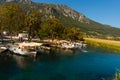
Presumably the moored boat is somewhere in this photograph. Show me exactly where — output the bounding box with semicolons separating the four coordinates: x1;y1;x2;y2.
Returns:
7;42;43;56
61;41;86;49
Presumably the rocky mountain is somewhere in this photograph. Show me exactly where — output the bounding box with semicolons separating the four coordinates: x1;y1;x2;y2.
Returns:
0;0;90;24
0;0;120;39
0;0;31;4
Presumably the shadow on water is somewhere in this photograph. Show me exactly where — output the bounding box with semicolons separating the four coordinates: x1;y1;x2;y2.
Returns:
35;48;81;62
0;52;18;80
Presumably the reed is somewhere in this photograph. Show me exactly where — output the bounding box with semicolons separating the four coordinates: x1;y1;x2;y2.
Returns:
112;70;120;80
85;38;120;52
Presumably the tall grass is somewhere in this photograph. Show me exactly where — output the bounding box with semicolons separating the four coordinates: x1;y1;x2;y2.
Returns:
85;38;120;52
113;70;120;80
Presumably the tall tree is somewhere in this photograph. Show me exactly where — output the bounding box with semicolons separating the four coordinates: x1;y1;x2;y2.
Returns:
63;27;83;41
45;18;64;39
0;3;25;40
25;10;41;41
0;19;3;42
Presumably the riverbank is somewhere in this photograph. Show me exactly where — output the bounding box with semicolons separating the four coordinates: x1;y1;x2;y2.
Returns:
85;38;120;52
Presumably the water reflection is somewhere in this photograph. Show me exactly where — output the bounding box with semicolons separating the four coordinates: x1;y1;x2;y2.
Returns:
0;51;34;69
0;48;87;80
0;53;14;69
0;48;79;68
35;48;82;62
12;55;29;69
49;48;81;55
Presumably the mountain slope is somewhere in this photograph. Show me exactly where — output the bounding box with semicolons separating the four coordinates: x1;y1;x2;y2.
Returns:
0;0;31;4
0;0;120;39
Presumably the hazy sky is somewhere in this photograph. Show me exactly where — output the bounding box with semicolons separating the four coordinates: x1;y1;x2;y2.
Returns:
32;0;120;28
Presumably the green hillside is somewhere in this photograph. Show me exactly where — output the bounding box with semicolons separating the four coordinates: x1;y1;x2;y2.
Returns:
0;0;120;39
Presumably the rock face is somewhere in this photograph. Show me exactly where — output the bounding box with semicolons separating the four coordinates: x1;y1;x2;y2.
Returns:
0;0;89;23
5;0;15;2
4;0;31;4
59;5;90;23
59;5;89;23
0;0;89;24
18;0;31;4
36;4;90;24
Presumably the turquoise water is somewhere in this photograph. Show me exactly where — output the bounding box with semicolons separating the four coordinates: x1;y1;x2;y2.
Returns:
0;47;120;80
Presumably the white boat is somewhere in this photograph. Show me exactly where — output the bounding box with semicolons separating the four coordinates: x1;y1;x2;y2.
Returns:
61;41;86;49
0;46;7;50
7;42;43;56
0;46;8;54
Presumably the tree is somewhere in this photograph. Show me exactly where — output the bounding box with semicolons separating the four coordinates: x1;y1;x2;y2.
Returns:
63;27;83;41
42;18;64;39
38;24;49;40
25;10;41;41
0;3;25;40
39;18;83;41
0;19;3;42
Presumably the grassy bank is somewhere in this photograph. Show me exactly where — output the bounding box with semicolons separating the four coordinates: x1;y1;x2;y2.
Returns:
85;38;120;52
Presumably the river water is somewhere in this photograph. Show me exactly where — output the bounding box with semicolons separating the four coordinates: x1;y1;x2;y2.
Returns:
0;46;120;80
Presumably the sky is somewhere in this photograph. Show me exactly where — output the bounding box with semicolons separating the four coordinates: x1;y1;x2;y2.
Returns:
32;0;120;28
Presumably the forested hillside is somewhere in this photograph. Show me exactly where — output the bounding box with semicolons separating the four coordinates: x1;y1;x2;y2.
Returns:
0;0;120;39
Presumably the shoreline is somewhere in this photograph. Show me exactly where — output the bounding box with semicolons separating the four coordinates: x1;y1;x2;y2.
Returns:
0;38;86;53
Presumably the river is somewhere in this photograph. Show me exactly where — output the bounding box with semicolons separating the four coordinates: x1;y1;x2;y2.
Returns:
0;46;120;80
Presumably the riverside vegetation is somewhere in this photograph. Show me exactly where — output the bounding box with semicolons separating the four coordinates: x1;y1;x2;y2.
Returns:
113;71;120;80
85;38;120;52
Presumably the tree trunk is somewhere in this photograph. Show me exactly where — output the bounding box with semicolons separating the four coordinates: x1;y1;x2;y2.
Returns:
10;32;12;41
0;33;3;42
28;26;32;42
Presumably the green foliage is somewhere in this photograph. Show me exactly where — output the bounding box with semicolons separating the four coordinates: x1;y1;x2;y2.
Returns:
0;3;84;41
39;18;65;40
63;27;84;41
38;25;49;39
112;70;120;80
39;18;84;41
0;3;25;40
0;3;25;32
24;10;41;41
